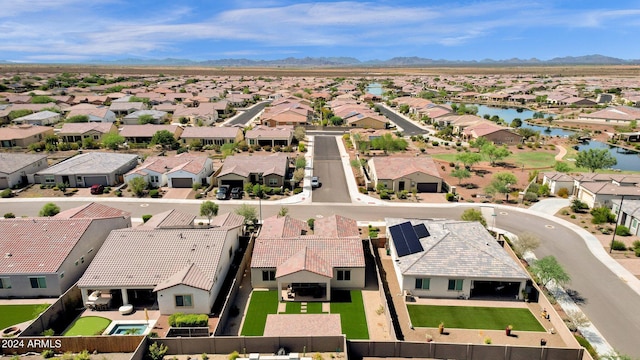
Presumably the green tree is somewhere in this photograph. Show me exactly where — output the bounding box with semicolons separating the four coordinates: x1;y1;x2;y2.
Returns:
329;116;344;126
511;118;523;128
460;208;487;227
370;134;408;153
199;200;219;225
295;156;306;169
575;149;617;172
151;130;179;150
82;137;99;149
530;256;570;288
450;168;471;185
590;206;615;224
137;114;155;124
517;128;539;141
455;152;482;170
128;177;147;197
66;115;89;123
147;342;168;360
235;204;258;224
102;132;125;150
294;126;306;142
293;168;305;184
554;161;571;172
481;144;511;166
486;172;518;200
39;202;60;217
398;104;410;114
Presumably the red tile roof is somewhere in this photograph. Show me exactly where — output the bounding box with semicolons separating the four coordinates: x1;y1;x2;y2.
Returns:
313;215;360;238
259;215;310;238
55;202;130;220
275;247;333;278
251;237;365;269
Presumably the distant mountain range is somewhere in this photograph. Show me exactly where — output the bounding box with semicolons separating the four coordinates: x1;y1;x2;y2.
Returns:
2;55;640;67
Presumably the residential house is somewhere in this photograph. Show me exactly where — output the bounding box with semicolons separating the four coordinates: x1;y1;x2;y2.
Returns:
124;153;214;188
122;110;169;125
368;156;443;193
77;211;242;315
261;102;312;127
216;153;290;190
34;152;139;187
0;203;131;298
245;126;295;147
173;103;219;125
58;122;118;143
541;172;576;195
612;199;640;236
578;106;640;125
461;122;524;145
0;124;54;149
576;181;640;208
109;102;146;116
386;218;529;300
65;104;116;123
119;124;183;144
11;111;61;126
0;153;48;189
251;215;365;301
181;126;243;146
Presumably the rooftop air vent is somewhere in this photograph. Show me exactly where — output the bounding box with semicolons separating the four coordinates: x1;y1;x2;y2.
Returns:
4;253;11;258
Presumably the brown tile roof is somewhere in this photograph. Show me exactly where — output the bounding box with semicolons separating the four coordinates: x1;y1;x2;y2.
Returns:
210;212;245;229
0;218;93;273
259;215;310;238
0;125;53;141
313;215;360;238
181;126;240;139
58;122;115;135
127;154;210;176
138;209;196;229
153;263;212;291
119;124;181;137
370;156;442;180
218;153;289;178
55;202;131;220
275;247;333;278
77;228;230;288
251;237;365;269
245;126;293;140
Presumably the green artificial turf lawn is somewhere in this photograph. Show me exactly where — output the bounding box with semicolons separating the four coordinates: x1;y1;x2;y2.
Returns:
283;301;325;314
330;290;369;339
240;290;279;336
0;304;49;329
407;305;545;332
63;316;111;336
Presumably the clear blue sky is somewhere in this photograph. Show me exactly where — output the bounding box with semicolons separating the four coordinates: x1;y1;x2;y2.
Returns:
2;0;640;63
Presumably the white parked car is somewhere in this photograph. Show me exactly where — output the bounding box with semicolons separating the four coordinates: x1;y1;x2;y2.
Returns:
311;176;320;188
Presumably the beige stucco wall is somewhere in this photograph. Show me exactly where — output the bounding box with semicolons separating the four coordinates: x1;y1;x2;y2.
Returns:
390;172;442;193
330;268;365;289
251;268;277;289
157;284;211;315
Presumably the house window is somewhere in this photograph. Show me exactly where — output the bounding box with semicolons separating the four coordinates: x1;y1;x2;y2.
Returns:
415;278;430;290
151;176;159;183
44;175;55;184
632;218;638;229
29;277;47;289
268;178;278;186
175;295;193;307
0;278;11;289
448;279;463;291
262;270;276;281
59;272;64;279
337;270;351;281
229;247;233;259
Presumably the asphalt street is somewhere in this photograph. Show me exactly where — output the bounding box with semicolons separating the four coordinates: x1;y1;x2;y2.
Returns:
375;104;428;136
311;136;351;203
225;101;269;126
4;199;640;356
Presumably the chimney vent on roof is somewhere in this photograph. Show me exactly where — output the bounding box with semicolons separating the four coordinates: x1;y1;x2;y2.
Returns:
4;253;11;258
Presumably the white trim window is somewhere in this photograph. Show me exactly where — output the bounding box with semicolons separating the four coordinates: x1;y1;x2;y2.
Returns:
447;279;463;291
337;270;351;281
29;277;47;289
415;278;430;290
0;278;11;289
175;294;193;307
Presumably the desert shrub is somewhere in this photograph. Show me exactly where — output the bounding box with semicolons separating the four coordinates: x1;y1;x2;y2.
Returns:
229;351;240;360
432;141;439;146
524;192;538;202
560;209;570;215
195;193;203;199
445;193;456;202
41;349;55;358
537;184;550;197
359;187;367;194
168;313;208;327
149;189;160;198
379;189;390;199
611;240;627;251
293;188;302;194
615;226;631;236
263;145;272;152
557;187;569;198
570;214;576;219
590;206;615;224
273;145;281;152
142;214;152;223
575;335;598;360
570;199;589;213
4;213;16;218
0;189;12;198
115;190;122;197
398;190;408;199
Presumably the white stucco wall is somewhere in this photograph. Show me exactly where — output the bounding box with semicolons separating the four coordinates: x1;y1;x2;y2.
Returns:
157;284;211;315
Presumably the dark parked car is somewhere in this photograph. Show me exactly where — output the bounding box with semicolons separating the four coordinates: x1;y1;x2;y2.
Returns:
216;185;230;200
230;187;243;199
90;184;104;195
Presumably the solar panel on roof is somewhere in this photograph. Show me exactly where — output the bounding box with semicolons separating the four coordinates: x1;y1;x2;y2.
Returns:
413;223;430;239
390;222;424;257
389;224;410;257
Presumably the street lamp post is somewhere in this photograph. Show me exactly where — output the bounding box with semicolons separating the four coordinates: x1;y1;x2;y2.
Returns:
610;195;625;253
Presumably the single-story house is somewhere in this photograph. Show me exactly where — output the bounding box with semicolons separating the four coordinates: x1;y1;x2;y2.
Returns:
11;111;61;126
386;218;529;300
119;124;183;144
0;153;48;189
576;182;640;208
77;212;242;315
122;110;169;125
109;102;146;116
0;124;54;149
462;122;524;145
612;199;640;236
541;172;576;195
261;103;312;127
578;106;640;125
251;214;365;301
173;103;219;126
216;153;290;189
58;122;118;143
345;113;389;129
34;152;139;187
65;105;116;123
368;156;443;193
245;126;294;147
181;126;243;146
0;203;131;298
124;154;214;188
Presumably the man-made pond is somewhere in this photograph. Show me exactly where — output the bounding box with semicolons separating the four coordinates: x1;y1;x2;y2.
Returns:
451;103;640;171
366;83;383;96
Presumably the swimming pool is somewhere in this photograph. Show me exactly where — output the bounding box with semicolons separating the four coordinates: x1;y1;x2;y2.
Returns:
104;320;155;335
